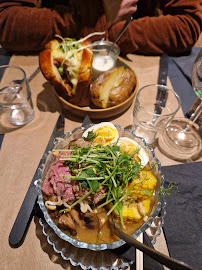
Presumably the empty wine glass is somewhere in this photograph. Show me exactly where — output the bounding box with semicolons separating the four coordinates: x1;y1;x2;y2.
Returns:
158;49;202;161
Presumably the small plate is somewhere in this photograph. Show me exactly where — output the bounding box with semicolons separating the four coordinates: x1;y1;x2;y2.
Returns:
55;60;138;119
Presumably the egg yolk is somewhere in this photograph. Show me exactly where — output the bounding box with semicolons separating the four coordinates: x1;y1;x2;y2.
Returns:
119;142;139;156
94;126;117;145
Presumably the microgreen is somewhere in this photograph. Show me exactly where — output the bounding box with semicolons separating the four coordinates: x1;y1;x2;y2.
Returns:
83;131;98;142
57;37;81;76
58;141;154;225
159;178;178;196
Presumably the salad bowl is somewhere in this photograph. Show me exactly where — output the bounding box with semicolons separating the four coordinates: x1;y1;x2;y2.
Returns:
36;124;165;251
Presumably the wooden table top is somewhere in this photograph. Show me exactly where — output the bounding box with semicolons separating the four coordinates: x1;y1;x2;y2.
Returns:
0;53;201;270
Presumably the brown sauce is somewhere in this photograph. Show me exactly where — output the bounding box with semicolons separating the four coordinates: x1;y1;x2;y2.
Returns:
48;206;146;244
76;208;145;244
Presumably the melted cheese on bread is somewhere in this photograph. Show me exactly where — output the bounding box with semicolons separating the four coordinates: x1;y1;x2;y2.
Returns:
52;42;83;95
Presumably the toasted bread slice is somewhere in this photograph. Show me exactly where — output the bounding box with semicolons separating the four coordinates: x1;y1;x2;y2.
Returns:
39;38;93;106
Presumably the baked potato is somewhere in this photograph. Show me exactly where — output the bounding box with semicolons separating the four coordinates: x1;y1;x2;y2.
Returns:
39;38;93;107
90;67;136;108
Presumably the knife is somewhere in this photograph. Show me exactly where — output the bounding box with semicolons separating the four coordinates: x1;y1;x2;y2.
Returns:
9;113;65;248
82;114;92;127
153;54;169;123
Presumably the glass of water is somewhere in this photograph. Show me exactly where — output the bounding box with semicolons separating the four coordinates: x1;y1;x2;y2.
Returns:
0;65;34;126
132;84;181;146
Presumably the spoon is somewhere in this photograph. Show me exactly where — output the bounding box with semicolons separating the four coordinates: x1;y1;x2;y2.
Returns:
111;217;196;270
107;15;134;54
113;15;134;45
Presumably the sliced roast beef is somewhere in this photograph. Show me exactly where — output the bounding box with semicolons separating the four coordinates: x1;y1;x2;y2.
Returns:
41;175;54;195
72;184;92;202
93;185;107;204
49;159;75;202
42;139;106;204
69;138;90;148
42;151;74;202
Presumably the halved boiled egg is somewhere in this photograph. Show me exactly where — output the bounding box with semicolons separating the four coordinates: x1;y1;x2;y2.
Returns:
82;122;119;145
117;137;149;168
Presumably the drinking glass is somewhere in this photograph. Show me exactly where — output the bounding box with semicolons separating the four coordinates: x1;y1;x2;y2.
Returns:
158;49;202;161
92;40;120;80
132;84;181;146
0;65;34;126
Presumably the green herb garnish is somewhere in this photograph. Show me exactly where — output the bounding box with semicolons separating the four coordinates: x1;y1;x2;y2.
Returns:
57;37;81;76
83;131;98;142
58;66;63;75
159;178;178;196
59;142;150;225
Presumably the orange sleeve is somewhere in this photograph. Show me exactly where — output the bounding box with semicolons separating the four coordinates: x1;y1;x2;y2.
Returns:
0;0;107;52
109;0;202;55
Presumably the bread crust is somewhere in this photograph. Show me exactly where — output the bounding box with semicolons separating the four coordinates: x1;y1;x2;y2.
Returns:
39;39;93;106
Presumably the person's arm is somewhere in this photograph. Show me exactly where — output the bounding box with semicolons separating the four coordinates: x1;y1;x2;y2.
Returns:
103;0;138;26
109;0;202;55
0;0;107;52
0;0;73;52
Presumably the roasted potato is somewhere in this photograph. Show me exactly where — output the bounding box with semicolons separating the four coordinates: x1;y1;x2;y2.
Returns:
90;67;136;108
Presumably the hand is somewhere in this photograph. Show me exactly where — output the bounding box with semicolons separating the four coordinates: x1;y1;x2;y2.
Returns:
103;0;138;26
